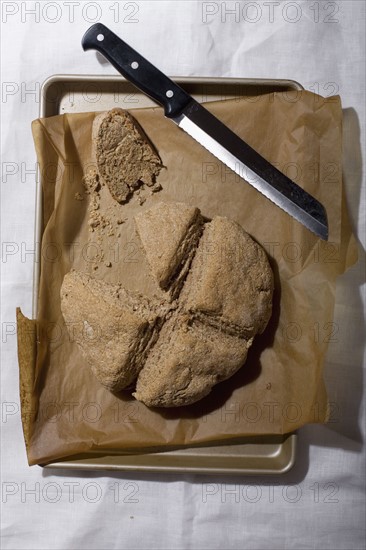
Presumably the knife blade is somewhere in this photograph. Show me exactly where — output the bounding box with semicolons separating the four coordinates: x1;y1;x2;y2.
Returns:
81;23;328;240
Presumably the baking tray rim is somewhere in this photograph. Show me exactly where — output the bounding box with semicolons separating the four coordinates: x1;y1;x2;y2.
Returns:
41;433;297;476
34;74;302;475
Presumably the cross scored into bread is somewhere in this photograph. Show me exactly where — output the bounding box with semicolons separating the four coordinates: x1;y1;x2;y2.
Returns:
61;202;274;407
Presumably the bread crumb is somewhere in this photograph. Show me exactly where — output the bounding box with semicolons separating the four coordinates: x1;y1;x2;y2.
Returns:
105;261;112;268
83;169;100;193
89;219;100;228
74;192;84;201
151;183;162;194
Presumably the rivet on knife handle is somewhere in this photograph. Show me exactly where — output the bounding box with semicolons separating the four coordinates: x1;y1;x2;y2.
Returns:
82;23;329;241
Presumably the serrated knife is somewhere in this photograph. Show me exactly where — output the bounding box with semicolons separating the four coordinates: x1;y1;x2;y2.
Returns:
81;23;328;240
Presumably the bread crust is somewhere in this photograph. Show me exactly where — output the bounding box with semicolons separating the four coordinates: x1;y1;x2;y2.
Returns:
135;201;204;297
60;270;170;392
133;315;250;407
180;216;274;336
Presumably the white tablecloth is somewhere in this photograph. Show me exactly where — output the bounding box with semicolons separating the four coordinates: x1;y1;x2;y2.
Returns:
1;2;365;549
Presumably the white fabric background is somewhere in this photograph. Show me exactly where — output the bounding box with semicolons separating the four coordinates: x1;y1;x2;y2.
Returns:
1;1;365;549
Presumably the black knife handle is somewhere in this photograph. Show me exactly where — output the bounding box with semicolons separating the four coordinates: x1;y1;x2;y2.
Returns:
82;23;192;118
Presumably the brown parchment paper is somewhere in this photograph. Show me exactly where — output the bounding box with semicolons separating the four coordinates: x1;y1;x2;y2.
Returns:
18;91;357;465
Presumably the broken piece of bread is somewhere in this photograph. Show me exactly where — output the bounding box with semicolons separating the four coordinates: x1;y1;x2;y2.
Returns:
94;108;162;203
61;202;274;407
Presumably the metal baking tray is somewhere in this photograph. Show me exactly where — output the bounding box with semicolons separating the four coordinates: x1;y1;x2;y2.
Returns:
37;75;301;475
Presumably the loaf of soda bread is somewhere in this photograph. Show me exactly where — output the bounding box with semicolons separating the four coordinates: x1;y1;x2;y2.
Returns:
61;202;274;407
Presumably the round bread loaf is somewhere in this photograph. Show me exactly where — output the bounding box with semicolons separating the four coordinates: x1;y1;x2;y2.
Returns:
61;202;274;407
